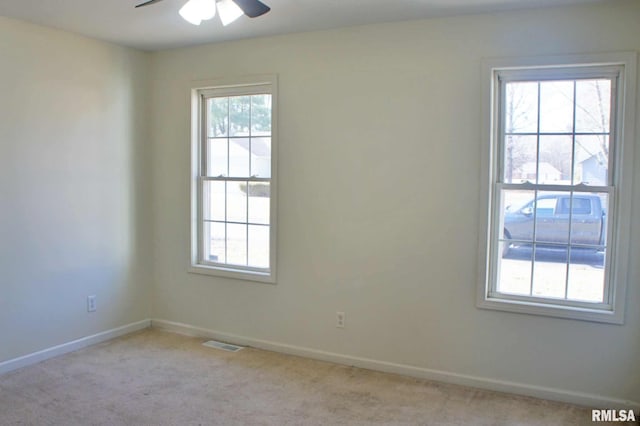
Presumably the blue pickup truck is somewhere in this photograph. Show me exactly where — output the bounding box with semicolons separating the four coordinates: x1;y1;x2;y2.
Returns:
503;193;606;256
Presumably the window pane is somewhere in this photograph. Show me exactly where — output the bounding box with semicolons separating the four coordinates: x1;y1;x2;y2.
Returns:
569;192;607;246
227;223;247;266
208;97;229;137
574;135;608;186
531;246;568;299
539;81;574;133
204;221;226;264
504;135;536;183
204;181;225;221
208;139;228;177
250;137;271;178
248;225;269;269
575;79;611;133
229;96;251;137
538;135;572;184
566;249;605;302
226;181;247;223
532;191;568;244
229;138;250;177
251;95;272;136
505;82;538;134
497;251;532;296
502;189;536;244
248;182;270;225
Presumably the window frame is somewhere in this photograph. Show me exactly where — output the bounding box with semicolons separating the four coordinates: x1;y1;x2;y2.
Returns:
189;75;278;284
477;53;637;324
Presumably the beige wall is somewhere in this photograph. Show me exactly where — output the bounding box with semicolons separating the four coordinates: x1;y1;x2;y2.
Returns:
149;0;640;404
0;18;152;361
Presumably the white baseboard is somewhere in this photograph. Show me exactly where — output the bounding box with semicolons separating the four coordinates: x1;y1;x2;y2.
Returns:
0;319;151;376
151;318;639;411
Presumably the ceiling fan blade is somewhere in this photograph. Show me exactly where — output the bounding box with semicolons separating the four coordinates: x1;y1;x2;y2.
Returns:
232;0;271;18
135;0;165;8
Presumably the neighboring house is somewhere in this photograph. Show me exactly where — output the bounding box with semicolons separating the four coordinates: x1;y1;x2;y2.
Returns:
514;162;561;183
227;137;271;180
577;153;608;185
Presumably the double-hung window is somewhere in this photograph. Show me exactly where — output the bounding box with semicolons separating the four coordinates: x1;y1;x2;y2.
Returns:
190;76;277;283
478;54;636;323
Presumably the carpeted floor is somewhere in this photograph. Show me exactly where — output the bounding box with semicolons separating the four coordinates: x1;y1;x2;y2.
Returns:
0;329;621;425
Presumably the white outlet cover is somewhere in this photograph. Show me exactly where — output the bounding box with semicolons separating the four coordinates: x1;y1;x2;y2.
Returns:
87;295;96;312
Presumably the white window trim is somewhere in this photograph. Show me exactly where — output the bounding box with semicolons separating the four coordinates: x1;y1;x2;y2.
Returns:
477;52;637;324
188;75;278;284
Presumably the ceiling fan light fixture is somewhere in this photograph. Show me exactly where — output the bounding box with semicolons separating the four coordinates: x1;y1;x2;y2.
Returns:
217;0;244;26
179;0;217;26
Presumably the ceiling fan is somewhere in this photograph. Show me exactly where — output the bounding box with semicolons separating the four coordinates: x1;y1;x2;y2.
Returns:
135;0;270;26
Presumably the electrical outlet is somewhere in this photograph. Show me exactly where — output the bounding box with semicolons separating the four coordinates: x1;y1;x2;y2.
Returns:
336;311;345;328
87;295;97;313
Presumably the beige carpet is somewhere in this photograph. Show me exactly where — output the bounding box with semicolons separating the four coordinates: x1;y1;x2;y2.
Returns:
0;329;620;425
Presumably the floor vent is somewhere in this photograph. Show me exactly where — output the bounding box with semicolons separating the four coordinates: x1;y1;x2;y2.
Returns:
202;340;244;352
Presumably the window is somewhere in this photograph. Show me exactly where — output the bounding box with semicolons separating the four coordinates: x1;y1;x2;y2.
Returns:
190;76;277;283
478;54;636;323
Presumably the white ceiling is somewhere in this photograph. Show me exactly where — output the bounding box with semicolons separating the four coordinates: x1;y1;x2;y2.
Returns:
0;0;603;51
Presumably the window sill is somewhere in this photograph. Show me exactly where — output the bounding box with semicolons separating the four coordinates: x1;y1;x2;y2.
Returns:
477;295;623;324
188;264;276;284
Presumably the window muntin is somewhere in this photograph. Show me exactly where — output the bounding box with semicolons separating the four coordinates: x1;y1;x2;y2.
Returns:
482;60;633;318
191;79;276;282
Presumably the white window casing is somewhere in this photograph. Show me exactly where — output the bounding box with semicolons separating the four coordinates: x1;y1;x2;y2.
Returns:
189;75;278;283
477;53;637;323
